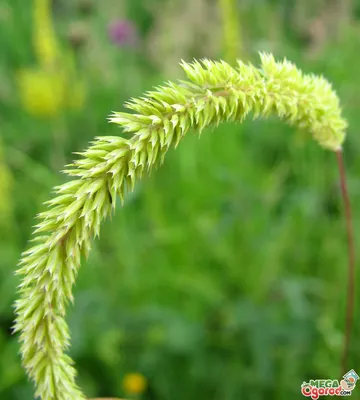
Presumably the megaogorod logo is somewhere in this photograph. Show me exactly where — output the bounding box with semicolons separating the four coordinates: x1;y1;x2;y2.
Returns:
301;370;359;399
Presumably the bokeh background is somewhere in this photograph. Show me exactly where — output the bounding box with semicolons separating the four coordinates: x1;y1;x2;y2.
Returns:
1;0;360;399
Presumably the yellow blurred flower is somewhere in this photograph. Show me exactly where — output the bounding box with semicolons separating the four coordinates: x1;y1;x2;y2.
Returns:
17;67;86;118
17;68;66;117
33;0;59;68
122;373;147;395
17;0;86;118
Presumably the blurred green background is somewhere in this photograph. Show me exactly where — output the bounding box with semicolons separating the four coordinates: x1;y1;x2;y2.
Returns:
1;0;360;399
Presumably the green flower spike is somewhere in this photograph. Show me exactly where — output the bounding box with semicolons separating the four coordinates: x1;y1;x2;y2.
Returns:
14;53;349;400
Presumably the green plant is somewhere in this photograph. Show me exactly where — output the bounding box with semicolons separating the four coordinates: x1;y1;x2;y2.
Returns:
14;53;352;400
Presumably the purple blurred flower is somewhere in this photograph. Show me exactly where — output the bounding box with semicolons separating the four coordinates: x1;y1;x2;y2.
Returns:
108;19;138;47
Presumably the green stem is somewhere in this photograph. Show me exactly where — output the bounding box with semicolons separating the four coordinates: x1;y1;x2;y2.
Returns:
336;150;355;375
219;0;242;64
52;117;67;172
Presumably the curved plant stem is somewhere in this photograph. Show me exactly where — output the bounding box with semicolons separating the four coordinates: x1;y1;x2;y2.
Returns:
14;54;348;400
336;150;355;374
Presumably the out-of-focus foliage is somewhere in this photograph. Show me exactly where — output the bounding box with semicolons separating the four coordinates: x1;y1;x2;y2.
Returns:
1;0;360;399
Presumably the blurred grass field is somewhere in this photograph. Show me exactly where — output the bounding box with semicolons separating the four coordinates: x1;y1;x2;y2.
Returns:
1;0;360;399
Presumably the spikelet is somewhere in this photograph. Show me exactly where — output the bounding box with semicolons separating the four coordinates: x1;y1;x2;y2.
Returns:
14;53;347;400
